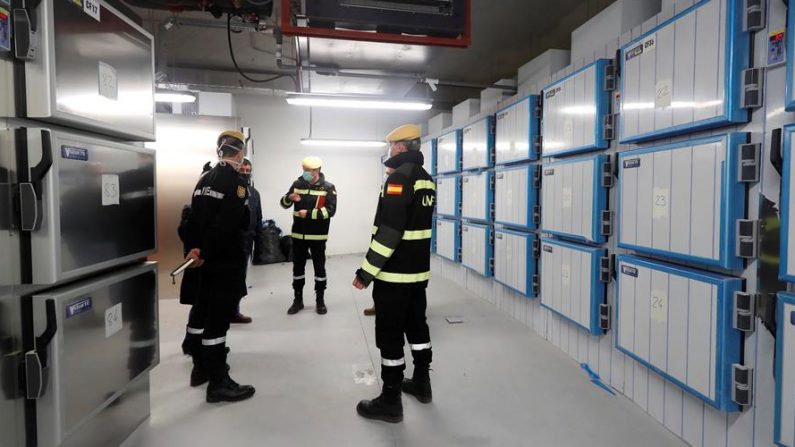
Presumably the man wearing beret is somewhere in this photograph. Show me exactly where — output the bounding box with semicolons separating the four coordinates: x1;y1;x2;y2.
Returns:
353;124;436;423
280;156;337;315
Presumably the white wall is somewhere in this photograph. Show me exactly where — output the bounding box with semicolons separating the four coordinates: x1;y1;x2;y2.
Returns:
570;0;661;64
235;94;432;256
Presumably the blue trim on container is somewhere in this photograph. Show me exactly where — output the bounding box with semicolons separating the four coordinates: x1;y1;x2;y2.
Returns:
437;129;463;174
618;0;749;144
539;238;606;336
436;217;461;263
616;133;747;271
781;125;795;282
462;115;496;171
614;254;742;412
541;59;611;157
461;221;494;277
495;163;538;231
788;3;795;111
495;95;541;165
494;228;537;297
541;154;608;244
774;292;795;446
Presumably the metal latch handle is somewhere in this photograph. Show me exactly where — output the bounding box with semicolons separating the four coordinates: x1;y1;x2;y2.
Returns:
26;299;56;399
19;129;53;232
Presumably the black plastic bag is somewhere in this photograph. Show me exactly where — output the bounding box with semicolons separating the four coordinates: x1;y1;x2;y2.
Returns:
280;235;293;262
254;220;287;265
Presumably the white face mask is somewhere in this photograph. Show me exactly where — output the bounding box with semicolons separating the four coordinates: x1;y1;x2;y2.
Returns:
217;144;244;171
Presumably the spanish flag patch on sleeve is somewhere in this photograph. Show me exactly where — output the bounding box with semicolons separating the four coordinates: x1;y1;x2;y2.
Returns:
386;184;404;195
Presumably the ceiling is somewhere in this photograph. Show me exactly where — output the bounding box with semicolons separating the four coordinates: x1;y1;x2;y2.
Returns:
128;0;616;108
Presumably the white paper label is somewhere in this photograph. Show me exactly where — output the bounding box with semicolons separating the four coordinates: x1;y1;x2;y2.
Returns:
652;187;669;219
83;0;100;21
102;174;120;206
651;289;667;323
105;303;123;338
561;264;571;285
655;78;672;109
562;187;573;209
98;62;118;100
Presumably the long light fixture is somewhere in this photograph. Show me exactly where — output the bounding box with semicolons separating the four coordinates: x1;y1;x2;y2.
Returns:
286;93;431;111
300;138;386;148
155;92;197;103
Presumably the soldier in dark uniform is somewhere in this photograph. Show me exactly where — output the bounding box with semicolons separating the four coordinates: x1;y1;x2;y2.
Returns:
353;124;436;423
183;130;256;403
279;156;337;315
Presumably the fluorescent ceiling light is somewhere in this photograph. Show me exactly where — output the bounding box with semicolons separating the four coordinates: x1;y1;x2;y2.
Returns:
300;138;386;148
155;92;197;103
286;93;431;111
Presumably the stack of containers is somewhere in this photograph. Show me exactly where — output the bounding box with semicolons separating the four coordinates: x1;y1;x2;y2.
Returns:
492;95;541;297
538;59;613;336
613;0;752;413
459;116;495;277
434;129;462;263
420;138;438;253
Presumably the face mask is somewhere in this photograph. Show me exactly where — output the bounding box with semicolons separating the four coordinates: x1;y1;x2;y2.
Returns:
240;174;252;185
220;159;243;172
302;171;314;182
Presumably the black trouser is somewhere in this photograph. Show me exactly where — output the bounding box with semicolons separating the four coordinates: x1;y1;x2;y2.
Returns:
292;238;327;293
373;281;433;387
186;269;244;380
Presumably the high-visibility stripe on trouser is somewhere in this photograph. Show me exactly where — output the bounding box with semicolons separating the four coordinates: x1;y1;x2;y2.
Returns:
375;270;431;283
291;233;329;241
315;277;327;282
293;275;306;280
202;336;226;346
382;358;405;367
410;342;432;350
186;327;204;335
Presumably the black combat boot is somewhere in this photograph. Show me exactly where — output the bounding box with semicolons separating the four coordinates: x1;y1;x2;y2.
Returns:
190;339;208;387
206;375;256;403
356;384;403;423
402;369;432;403
287;288;304;315
315;289;327;315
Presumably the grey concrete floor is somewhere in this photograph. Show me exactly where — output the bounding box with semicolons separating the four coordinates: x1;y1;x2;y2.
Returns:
122;254;685;447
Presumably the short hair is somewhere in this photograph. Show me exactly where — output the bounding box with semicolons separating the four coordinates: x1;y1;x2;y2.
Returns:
404;138;421;152
242;158;252;167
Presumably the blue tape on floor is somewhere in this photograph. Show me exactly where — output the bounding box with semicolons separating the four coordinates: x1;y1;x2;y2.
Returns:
580;363;616;396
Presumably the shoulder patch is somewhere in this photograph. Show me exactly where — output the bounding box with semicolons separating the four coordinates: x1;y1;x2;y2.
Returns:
386;184;404;195
237;186;247;199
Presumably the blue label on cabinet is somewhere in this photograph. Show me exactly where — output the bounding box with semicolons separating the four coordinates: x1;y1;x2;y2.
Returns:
544;169;555;176
543;245;553;253
61;146;89;161
623;158;640;169
621;265;638;277
66;297;92;318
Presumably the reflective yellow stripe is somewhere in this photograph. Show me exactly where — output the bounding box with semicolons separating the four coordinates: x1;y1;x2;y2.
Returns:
370;240;394;258
293;188;309;194
293;211;302;217
291;233;328;241
304;234;328;241
402;229;432;240
375;271;431;283
311;209;319;219
309;190;328;196
372;226;378;235
321;208;329;219
414;180;436;191
362;259;381;277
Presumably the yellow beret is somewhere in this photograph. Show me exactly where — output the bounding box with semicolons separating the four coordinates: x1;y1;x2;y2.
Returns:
302;156;322;170
385;124;421;143
217;130;245;146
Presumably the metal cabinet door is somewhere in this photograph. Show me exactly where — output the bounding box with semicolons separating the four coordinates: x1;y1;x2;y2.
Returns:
616;255;742;412
32;263;158;447
21;128;157;285
22;0;155;140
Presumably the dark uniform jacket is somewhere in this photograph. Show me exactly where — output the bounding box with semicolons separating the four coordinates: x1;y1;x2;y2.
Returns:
279;173;337;241
244;185;263;256
184;162;250;281
357;150;435;288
